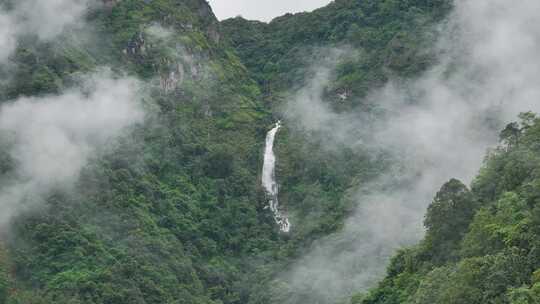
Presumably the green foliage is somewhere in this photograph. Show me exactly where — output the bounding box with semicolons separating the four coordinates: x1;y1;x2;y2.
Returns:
508;284;540;304
221;0;451;107
423;179;477;264
0;0;282;303
361;114;540;304
414;250;531;304
0;257;7;304
0;0;385;302
0;0;460;303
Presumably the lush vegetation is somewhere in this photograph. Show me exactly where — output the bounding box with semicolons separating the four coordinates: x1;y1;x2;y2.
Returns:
220;0;453;244
5;0;539;304
221;0;451;108
0;0;280;303
357;113;540;304
0;0;384;302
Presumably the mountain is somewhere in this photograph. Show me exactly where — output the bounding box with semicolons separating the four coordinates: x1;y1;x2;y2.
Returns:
0;0;277;303
0;0;375;302
1;0;540;304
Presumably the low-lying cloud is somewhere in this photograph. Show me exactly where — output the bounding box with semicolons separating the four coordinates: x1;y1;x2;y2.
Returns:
0;0;91;63
0;70;144;227
280;0;540;302
0;0;147;228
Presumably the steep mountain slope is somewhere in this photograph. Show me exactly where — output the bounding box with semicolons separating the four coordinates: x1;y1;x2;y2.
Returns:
0;0;281;303
0;0;406;303
220;1;454;302
221;1;540;304
219;0;454;244
0;0;458;303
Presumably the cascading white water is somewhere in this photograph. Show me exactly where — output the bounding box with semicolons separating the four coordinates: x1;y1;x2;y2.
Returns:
262;121;290;233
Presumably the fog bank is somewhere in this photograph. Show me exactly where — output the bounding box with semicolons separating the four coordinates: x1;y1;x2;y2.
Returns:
0;0;92;63
0;71;144;227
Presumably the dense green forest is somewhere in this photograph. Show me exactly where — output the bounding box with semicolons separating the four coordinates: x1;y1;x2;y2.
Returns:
221;0;451;107
0;0;539;303
0;0;285;302
0;0;397;302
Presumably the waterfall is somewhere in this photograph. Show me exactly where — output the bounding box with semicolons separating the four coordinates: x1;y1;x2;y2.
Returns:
262;121;290;233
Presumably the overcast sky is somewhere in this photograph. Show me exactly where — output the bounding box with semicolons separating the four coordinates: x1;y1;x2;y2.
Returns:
207;0;333;22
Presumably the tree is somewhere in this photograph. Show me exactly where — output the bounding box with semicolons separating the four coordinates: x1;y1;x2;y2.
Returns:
500;122;521;147
423;179;476;263
500;112;538;148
